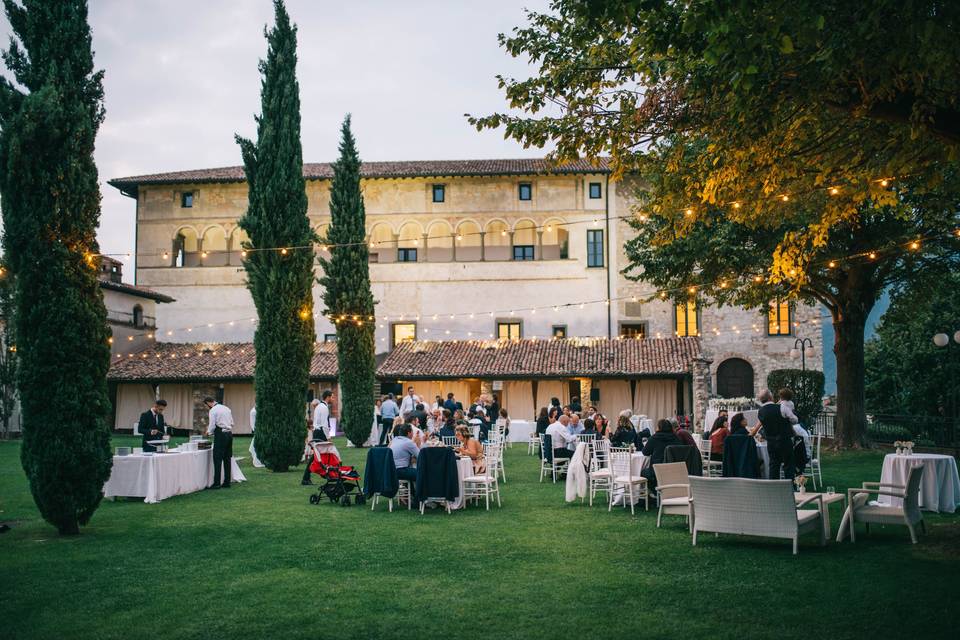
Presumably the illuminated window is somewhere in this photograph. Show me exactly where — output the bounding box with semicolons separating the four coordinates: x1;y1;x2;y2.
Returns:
323;334;337;343
768;301;792;335
497;321;522;339
620;323;647;338
391;323;416;348
675;300;699;337
552;325;567;338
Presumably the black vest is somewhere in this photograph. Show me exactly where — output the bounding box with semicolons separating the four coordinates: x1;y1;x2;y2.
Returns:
757;403;791;441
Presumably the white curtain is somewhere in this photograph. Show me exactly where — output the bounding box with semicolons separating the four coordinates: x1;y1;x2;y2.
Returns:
157;383;194;431
595;380;632;417
114;383;155;430
501;380;535;421
633;379;677;423
224;383;256;434
535;380;569;412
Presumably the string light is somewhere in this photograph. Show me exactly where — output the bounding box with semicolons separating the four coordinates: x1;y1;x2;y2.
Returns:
829;187;840;196
781;195;789;202
281;248;288;255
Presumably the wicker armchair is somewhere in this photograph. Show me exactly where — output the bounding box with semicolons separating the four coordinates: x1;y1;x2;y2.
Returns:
838;465;925;543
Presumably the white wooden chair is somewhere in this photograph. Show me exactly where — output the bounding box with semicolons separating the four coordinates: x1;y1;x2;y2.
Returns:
697;438;718;477
539;434;569;483
528;432;541;456
609;450;648;515
487;438;506;482
688;477;825;555
808;434;823;489
588;438;612;506
653;462;691;529
576;433;597;445
840;465;925;543
371;479;412;512
463;443;502;510
442;436;459;448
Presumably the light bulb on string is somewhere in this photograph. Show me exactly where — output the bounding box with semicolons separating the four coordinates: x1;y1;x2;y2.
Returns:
829;187;840;196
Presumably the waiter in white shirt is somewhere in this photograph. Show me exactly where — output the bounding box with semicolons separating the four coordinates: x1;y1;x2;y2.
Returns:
312;390;332;441
204;396;234;489
399;386;420;418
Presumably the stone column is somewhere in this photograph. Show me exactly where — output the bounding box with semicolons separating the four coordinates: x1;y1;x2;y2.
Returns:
508;231;515;260
421;233;430;262
480;380;493;401
391;233;400;262
197;237;204;267
451;232;458;262
226;233;234;266
536;230;544;260
170;237;179;267
479;231;486;261
580;378;593;410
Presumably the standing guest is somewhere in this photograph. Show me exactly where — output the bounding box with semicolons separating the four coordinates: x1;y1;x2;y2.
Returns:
431;395;443;412
312;390;332;441
756;389;796;480
438;409;457;439
535;407;550;435
489;394;501;422
545;415;576;459
549;397;562;417
443;392;460;414
640;419;682;493
204;396;234;489
138;399;167;453
708;415;729;461
569;395;583;413
455;425;485;473
379;393;399;445
410;402;429;429
389;423;420;497
470;396;486;417
399;386;421;417
496;408;510;441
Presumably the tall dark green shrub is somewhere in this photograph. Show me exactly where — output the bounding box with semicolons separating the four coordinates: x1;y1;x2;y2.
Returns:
0;0;113;534
236;0;314;471
317;116;376;447
767;369;826;425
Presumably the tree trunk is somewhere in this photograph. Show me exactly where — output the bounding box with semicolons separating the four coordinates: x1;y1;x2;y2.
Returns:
831;277;879;448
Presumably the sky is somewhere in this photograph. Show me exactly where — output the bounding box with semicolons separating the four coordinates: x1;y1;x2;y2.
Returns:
1;0;553;259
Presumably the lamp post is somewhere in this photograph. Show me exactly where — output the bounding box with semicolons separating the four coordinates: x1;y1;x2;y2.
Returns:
790;337;815;372
933;331;960;432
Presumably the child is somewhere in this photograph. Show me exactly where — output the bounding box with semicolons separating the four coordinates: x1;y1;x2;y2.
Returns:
778;388;800;425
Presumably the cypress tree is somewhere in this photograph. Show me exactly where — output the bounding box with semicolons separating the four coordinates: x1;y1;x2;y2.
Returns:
318;117;376;447
0;0;113;534
236;0;314;471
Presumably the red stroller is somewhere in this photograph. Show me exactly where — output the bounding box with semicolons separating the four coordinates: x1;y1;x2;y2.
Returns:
306;441;364;506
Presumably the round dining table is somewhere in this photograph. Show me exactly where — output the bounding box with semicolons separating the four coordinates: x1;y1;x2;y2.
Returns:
878;453;960;513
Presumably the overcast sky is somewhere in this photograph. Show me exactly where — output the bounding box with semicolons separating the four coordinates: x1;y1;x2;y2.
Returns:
1;0;552;260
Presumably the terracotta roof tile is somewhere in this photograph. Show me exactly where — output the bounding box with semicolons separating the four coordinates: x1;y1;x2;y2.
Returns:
375;337;702;379
108;342;338;382
108;158;610;193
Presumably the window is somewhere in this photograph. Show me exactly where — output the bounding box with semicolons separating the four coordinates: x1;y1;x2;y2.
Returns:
323;333;337;343
552;325;567;338
675;300;699;337
497;321;522;339
768;300;792;335
391;322;417;348
588;182;602;199
518;182;532;201
132;305;144;328
512;245;535;261
587;229;604;267
397;248;418;262
619;323;647;338
181;192;193;208
432;184;445;203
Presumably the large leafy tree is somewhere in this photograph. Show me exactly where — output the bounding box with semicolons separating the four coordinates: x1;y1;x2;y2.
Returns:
236;0;315;471
317;116;376;447
0;0;113;533
471;0;960;447
865;272;960;419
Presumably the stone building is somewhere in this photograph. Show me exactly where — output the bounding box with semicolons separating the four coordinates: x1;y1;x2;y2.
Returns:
107;158;823;428
98;256;174;357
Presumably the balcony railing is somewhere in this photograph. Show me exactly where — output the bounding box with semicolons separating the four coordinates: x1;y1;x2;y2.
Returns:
106;308;157;329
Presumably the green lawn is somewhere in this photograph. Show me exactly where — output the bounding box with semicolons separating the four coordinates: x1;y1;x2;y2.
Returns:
1;436;958;640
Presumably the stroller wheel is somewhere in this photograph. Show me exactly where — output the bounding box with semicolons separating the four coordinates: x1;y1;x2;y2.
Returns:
309;494;319;505
340;495;351;506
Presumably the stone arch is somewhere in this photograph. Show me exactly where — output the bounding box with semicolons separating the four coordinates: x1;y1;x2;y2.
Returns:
367;222;395;262
425;220;453;261
200;224;229;266
455;219;482;261
714;356;755;399
541;216;569;259
513;218;537;248
172;225;200;267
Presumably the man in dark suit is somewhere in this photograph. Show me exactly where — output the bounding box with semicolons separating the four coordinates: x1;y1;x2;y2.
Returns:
756;389;795;480
138;399;168;452
641;419;682;493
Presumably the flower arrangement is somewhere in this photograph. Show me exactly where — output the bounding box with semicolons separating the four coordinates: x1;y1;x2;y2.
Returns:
894;441;916;455
794;475;808;493
709;396;758;411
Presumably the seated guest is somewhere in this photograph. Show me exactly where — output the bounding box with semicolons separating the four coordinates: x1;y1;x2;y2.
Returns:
729;412;750;436
676;424;697;448
389;423;420;489
595;413;610;438
437;410;457;439
408;415;425;447
722;412;761;478
431;395;443;412
138;399;168;453
545;415;576;459
410;403;429;431
535;407;550;435
640;419;682;493
708;415;729;461
566;413;583;450
610;415;638;448
455;425;485;473
581;418;598;436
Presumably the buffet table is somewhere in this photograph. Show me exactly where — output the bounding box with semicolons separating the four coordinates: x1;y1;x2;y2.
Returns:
103;449;246;504
507;419;535;443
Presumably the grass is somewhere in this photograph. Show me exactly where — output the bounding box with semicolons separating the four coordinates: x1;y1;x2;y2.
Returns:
1;436;958;640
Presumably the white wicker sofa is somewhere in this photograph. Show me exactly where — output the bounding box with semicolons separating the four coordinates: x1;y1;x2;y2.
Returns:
689;477;826;555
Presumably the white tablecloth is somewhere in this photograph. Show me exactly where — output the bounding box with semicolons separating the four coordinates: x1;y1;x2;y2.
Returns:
507;419;535;443
705;409;758;431
103;449;246;504
879;453;960;513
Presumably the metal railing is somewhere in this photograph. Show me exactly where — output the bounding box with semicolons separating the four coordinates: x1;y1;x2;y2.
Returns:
809;411;957;450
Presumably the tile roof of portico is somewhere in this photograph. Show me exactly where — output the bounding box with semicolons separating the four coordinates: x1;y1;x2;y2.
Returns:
108;158;610;195
376;337;703;380
108;342;338;382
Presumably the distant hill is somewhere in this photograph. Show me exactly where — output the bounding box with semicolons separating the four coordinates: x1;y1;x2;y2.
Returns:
821;291;890;394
